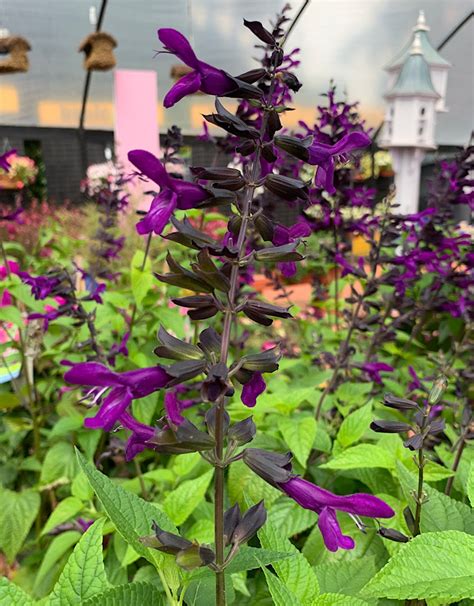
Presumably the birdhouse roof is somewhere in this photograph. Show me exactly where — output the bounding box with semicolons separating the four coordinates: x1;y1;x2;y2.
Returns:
78;31;117;53
0;36;32;53
386;51;440;99
385;12;451;70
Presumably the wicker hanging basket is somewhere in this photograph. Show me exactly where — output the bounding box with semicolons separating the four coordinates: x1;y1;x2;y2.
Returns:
79;32;117;71
0;36;31;74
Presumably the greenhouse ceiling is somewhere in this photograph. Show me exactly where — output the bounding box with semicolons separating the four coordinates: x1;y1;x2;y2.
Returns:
0;0;472;145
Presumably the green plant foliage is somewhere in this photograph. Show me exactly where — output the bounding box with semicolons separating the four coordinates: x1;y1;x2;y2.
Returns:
362;531;474;603
0;488;40;563
47;518;108;605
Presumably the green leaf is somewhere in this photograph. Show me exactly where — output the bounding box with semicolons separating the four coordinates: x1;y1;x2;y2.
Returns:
41;496;84;536
76;450;178;572
321;444;394;471
336;403;372;448
40;442;78;485
82;582;165;605
314;556;378;597
163;469;213;526
34;530;81;594
314;594;370;606
0;487;40;563
0;577;34;605
467;461;474;507
278;416;317;467
47;518;107;605
258;517;319;604
0;392;21;410
362;530;474;602
397;462;474;533
267;498;316;538
261;566;302;606
0;305;23;326
228;460;281;508
131;250;154;307
225;546;294;574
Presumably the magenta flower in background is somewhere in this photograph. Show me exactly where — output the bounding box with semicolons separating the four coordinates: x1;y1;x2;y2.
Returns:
64;362;170;430
360;362;394;384
241;372;266;407
273;220;312;277
280;476;394;552
0;207;23;222
308;132;371;194
158;29;236;108
128;149;212;235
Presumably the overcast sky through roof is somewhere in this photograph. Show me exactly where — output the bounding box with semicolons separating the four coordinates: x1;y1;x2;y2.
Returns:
0;0;472;145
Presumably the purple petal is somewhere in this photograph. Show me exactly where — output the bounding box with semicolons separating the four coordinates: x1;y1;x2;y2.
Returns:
120;412;155;461
172;178;210;209
318;507;355;552
163;70;202;108
281;477;394;518
84;386;133;431
272;225;290;247
198;62;235;95
289;220;312;239
278;261;297;278
121;366;171;398
330;131;371;155
241;372;266;407
0;149;16;172
128;150;172;189
158;28;200;68
136;190;177;235
318;159;336;194
164;390;185;426
64;362;123;388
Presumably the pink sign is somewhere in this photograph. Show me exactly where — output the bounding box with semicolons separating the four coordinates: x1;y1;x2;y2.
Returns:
114;69;159;171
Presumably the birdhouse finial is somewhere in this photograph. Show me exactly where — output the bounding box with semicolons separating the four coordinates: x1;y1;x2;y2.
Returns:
410;32;423;55
414;9;430;32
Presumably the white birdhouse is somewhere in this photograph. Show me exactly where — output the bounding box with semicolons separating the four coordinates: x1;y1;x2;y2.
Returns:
381;34;440;150
384;10;451;112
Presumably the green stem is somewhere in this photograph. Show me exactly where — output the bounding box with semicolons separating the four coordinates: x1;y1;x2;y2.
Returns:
129;232;153;336
445;429;468;496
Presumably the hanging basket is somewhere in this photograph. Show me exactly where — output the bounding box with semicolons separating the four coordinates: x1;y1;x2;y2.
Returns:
79;32;117;71
0;36;31;74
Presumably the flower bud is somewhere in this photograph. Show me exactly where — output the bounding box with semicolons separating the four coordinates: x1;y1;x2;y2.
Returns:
383;393;419;411
428;375;448;405
370;420;412;434
175;543;215;570
231;501;267;545
378;527;410;543
228;417;256;445
223;503;241;546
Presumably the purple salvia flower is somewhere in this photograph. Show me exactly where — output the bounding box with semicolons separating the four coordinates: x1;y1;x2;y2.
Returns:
108;331;130;366
158;29;236;108
273;220;312;277
64;362;170;430
20;272;62;300
360;362;394;384
280;476;394;552
241;372;266;407
308;132;371;194
128;149;212;235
